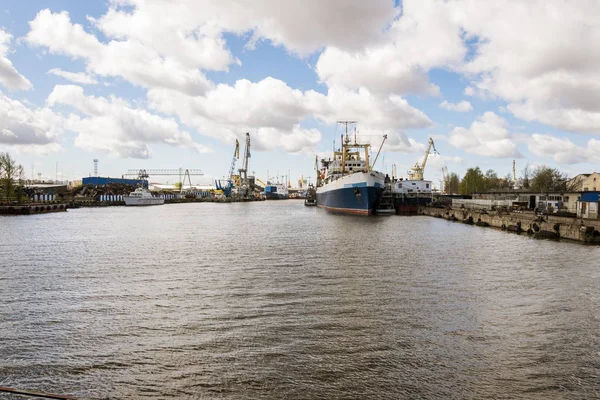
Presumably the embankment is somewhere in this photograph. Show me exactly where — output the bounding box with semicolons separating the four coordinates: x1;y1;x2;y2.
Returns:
420;206;600;244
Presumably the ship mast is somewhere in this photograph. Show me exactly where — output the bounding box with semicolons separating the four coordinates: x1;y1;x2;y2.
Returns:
336;121;357;175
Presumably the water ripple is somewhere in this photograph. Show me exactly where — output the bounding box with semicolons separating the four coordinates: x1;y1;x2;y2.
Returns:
1;201;599;399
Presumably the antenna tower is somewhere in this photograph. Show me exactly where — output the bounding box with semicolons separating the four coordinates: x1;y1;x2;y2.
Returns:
336;120;357;143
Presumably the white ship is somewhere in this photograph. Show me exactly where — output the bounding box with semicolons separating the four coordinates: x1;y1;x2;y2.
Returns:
123;187;164;206
315;122;387;215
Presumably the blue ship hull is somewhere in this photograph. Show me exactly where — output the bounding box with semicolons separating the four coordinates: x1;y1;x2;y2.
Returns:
264;192;288;200
316;186;383;215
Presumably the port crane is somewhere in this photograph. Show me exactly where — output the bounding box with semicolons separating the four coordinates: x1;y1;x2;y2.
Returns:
124;168;203;192
407;137;438;180
215;139;241;197
229;139;240;181
235;132;251;197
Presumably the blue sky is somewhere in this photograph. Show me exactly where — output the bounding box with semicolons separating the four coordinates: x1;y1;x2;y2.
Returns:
0;0;598;187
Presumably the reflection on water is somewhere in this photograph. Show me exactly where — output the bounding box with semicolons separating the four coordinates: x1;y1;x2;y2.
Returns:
1;202;599;399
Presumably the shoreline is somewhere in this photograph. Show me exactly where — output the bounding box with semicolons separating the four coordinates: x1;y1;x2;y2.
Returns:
419;205;600;244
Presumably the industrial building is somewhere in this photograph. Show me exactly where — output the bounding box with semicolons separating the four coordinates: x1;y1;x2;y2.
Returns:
467;190;598;216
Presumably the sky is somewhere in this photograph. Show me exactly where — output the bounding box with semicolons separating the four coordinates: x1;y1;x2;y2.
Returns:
0;0;599;187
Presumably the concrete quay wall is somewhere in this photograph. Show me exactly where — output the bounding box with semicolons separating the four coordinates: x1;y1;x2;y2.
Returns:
419;206;600;244
0;203;69;215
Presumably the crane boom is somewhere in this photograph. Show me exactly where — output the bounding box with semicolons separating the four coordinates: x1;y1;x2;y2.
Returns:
407;137;438;180
228;139;240;181
236;133;251;195
370;134;388;170
420;138;436;174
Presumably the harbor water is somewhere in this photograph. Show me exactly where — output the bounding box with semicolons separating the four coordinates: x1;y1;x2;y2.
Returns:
1;202;599;399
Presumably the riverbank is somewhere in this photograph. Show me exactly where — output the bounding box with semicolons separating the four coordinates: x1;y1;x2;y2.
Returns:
1;196;266;215
420;205;600;244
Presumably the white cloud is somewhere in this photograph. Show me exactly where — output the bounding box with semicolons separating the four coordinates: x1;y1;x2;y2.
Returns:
440;100;472;112
309;86;433;130
527;134;600;165
26;9;213;95
48;68;98;85
148;78;432;153
316;0;600;133
95;0;396;57
22;0;600;167
508;100;600;135
47;85;210;158
316;46;439;96
92;2;236;71
315;0;465;95
448;112;522;158
0;91;62;151
0;29;33;91
383;132;427;153
25;2;396;96
456;0;600;133
147;78;320;154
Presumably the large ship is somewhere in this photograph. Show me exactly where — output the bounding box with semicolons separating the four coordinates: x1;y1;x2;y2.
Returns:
124;187;164;206
315;122;387;215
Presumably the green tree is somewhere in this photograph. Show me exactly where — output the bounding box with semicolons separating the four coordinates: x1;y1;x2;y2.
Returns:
503;173;515;190
444;172;460;194
0;152;24;201
530;165;568;193
485;169;499;190
459;167;486;195
173;182;182;191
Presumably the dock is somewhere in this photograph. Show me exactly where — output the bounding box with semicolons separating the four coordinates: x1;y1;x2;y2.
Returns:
419;205;600;244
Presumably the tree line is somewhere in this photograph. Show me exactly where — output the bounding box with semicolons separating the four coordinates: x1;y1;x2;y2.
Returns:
444;164;571;195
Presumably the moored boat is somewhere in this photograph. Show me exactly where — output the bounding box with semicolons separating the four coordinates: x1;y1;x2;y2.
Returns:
264;181;289;200
123;187;164;206
304;185;317;206
391;137;437;214
315;122;387;215
392;179;433;214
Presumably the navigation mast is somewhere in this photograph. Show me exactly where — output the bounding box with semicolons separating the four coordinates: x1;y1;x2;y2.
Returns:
336;121;357;175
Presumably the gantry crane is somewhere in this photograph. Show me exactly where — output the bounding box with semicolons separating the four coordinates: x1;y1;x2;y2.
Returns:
407;137;438;180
